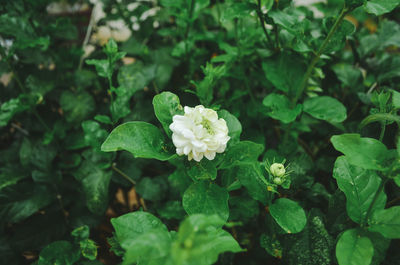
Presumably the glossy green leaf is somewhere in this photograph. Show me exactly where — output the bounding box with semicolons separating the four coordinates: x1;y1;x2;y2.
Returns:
333;156;387;224
170;214;242;265
263;93;302;123
365;0;400;16
304;96;347;123
38;241;80;265
269;198;307;234
368;206;400;238
219;141;264;169
235;163;268;204
336;229;374;265
123;230;171;265
186;159;218;180
153;91;183;136
331;134;391;170
217;110;242;143
183;182;229;221
111;211;168;249
101;121;175;160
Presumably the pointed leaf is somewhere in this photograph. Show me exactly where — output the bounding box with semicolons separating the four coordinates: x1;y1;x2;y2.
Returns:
101;122;175;160
333;156;387;224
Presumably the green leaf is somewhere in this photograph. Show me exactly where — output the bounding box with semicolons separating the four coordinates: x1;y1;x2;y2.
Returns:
94;115;113;125
170;214;242;265
391;90;400;109
332;63;363;89
333;156;387;224
217;110;242;143
82;120;108;149
110;86;132;122
365;0;400;16
0;184;53;223
38;241;80;265
219;141;264;169
260;234;282;258
183;182;229;222
268;10;308;35
363;231;391;265
331;134;391;170
101;121;175;161
269;198;307;234
123;230;171;265
79;239;98;261
345;0;364;9
111;211;168;249
262;53;306;94
235;163;268;204
324;19;355;53
0;168;26;191
303;96;347;123
368;206;400;238
229;194;259;222
136;176;167;201
336;229;374;265
86;59;111;78
60;91;95;124
71;225;90;241
117;63;147;95
74;160;111;214
359;113;400;130
186;159;218;180
263;93;302;123
153;91;183;136
0;96;30;127
284;210;334;265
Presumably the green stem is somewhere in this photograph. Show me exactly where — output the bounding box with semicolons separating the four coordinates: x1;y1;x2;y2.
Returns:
379;121;386;142
185;0;195;55
256;0;273;47
362;177;388;227
292;6;348;105
112;163;136;186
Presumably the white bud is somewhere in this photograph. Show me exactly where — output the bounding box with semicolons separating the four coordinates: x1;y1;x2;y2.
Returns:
270;163;286;178
273;177;283;185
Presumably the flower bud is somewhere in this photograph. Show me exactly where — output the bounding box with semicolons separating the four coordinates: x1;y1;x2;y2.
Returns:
270;163;285;178
273;177;283;185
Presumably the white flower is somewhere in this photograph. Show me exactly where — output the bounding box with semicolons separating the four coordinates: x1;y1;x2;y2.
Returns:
169;105;230;162
270;163;286;178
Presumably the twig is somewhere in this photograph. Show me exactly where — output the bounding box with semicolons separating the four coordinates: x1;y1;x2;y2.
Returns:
78;5;95;70
112;163;136;186
256;0;273;47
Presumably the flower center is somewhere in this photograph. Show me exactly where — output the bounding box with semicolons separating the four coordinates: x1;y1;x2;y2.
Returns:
200;118;214;135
